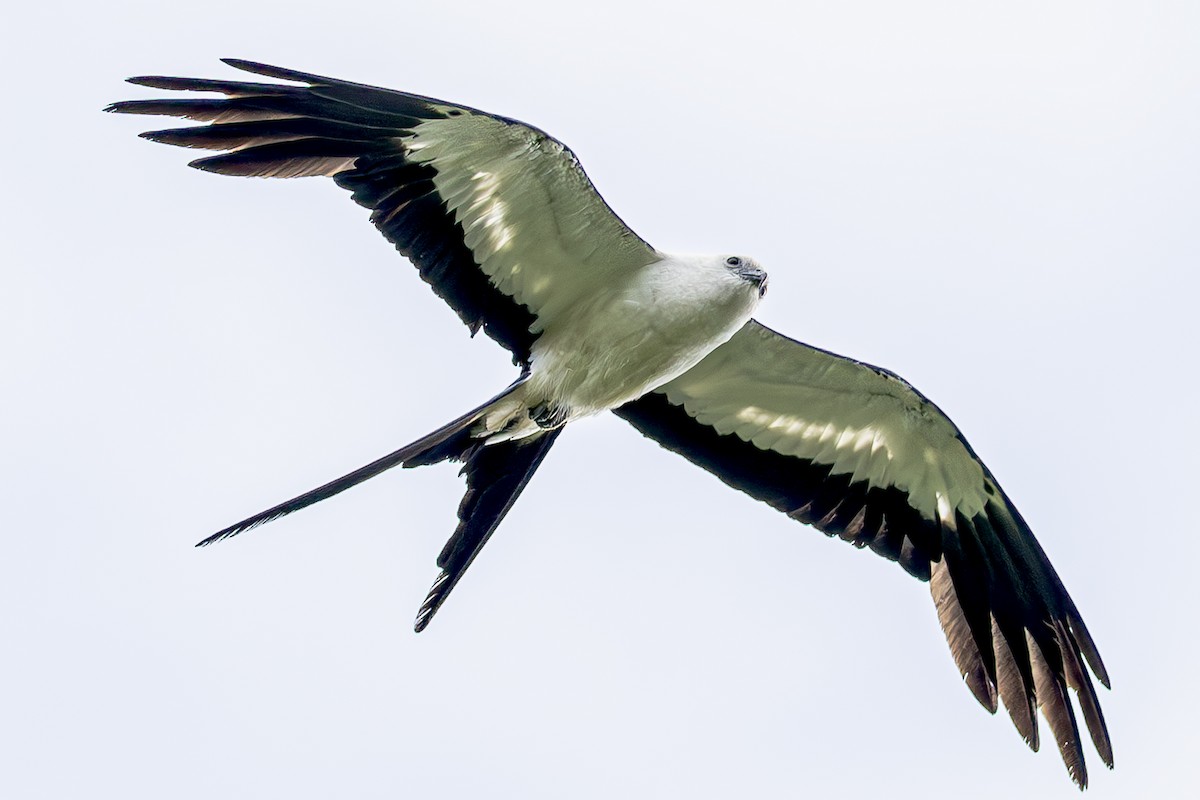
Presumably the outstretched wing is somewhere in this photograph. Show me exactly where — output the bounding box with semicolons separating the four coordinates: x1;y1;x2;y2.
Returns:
106;59;660;365
616;320;1111;788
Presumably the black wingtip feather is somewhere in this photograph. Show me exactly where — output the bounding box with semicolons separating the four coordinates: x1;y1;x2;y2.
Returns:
220;58;333;86
104;99;150;114
1028;632;1089;789
110;59;538;364
1067;608;1111;690
990;613;1039;751
1057;621;1114;769
616;391;1112;786
125;75;289;94
186;138;384;178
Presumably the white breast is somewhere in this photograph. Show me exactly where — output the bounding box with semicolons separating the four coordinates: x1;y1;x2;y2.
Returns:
524;253;763;417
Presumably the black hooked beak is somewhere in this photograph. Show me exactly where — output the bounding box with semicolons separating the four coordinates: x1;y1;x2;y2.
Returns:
736;265;769;298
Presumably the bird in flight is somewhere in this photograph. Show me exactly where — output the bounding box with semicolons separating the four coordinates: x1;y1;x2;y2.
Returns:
109;60;1111;787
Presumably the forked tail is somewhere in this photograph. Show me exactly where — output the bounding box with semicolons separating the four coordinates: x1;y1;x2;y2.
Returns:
197;376;564;632
413;427;562;631
196;378;528;547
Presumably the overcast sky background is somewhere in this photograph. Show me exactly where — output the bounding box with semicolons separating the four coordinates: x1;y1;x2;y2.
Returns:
4;2;1197;797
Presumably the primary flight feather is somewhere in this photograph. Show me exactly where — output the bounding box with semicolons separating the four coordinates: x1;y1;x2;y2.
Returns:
108;59;1111;787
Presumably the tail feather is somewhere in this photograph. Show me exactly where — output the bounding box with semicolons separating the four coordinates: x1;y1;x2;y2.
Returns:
414;427;563;632
196;379;526;547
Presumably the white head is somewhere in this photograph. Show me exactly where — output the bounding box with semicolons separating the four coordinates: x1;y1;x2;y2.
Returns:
643;251;768;328
720;255;769;298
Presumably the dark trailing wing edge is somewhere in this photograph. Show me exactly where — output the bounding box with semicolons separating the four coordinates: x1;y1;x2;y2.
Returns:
106;59;539;364
333;153;538;363
615;391;1111;788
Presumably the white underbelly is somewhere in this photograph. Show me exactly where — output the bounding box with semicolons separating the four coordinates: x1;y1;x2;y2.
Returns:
474;253;763;443
525;268;758;417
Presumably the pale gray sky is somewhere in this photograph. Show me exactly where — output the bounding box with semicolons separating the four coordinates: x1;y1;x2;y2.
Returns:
4;1;1198;797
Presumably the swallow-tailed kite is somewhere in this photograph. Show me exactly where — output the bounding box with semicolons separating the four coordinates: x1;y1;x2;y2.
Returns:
109;60;1111;787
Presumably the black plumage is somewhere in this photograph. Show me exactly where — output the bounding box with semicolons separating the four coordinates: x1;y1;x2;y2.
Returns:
110;60;1112;788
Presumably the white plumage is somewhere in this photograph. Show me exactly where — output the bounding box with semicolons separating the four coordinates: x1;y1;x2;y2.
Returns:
109;59;1112;789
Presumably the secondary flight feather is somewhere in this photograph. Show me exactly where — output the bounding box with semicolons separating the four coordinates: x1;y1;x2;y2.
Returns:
108;59;1111;787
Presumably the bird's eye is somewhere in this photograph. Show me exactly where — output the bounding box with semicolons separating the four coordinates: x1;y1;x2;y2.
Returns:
726;256;742;267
